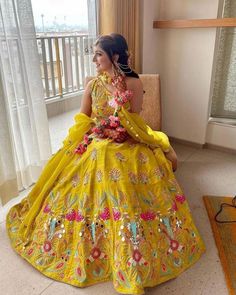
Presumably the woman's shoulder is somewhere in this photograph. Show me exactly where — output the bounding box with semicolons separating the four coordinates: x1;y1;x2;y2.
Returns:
125;76;143;92
85;76;98;87
84;76;99;94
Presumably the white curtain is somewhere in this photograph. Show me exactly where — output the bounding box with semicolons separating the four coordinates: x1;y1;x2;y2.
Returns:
86;0;98;77
0;0;51;206
211;0;236;119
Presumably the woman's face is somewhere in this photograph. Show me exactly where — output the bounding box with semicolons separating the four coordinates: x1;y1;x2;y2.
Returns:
93;45;113;73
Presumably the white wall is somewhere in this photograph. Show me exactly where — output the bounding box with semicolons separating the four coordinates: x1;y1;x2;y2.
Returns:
142;0;220;145
206;122;236;150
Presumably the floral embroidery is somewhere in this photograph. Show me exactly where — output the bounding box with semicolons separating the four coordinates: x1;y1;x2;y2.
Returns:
72;174;80;187
128;172;138;184
96;170;103;182
170;239;180;251
153;167;164;179
99;207;110;220
27;248;34;256
127;248;148;267
115;152;127;162
58;177;66;184
138;172;149;184
90;148;97;160
43;240;52;252
171;201;178;212
175;195;186;204
65;209;84;222
90;247;102;260
43;204;51;213
76;211;85;222
109;168;121;182
83;173;89;185
140;211;156;221
64;193;77;209
138;152;148;164
65;209;77;221
112;208;121;221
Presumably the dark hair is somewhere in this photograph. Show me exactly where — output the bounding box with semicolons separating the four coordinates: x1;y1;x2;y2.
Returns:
94;33;139;78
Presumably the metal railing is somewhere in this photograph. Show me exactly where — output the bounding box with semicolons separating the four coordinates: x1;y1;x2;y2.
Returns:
36;34;95;100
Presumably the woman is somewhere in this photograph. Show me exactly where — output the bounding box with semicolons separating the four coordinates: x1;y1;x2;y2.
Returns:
6;34;205;295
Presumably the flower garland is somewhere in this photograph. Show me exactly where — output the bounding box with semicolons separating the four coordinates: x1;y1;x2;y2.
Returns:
74;73;133;155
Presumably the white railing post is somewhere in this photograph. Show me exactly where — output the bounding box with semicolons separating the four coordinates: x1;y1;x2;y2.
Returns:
37;34;91;100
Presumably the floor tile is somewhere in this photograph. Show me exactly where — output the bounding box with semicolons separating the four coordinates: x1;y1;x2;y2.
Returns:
0;234;53;295
40;281;117;295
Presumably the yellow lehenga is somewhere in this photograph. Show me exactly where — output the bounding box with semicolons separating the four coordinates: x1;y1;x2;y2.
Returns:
6;73;205;295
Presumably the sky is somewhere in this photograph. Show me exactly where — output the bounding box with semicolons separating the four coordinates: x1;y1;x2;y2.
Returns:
31;0;88;28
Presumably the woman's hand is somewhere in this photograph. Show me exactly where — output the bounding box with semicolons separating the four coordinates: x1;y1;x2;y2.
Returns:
164;145;178;172
103;128;128;143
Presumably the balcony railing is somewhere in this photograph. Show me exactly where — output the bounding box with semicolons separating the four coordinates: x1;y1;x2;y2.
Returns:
37;34;95;100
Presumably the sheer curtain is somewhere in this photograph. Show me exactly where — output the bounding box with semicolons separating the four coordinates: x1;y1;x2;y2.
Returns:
0;0;51;206
211;0;236;119
86;0;98;77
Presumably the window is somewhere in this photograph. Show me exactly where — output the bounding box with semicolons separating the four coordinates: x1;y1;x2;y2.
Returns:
31;0;97;99
211;0;236;119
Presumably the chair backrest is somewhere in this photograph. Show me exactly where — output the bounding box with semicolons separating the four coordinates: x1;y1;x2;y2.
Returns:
84;74;161;131
139;74;161;131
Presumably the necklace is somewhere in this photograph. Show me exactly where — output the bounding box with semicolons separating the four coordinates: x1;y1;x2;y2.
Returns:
99;72;115;95
99;72;112;85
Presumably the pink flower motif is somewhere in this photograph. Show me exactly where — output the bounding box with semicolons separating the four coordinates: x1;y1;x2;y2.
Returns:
170;239;179;251
75;143;87;155
76;267;82;276
112;208;121;221
132;249;142;262
162;263;167;272
109;115;120;128
175;194;186;204
118;270;126;282
140;211;156;221
43;240;52;252
43;204;51;213
27;248;34;255
114;90;133;106
66;209;76;221
75;211;84;222
56;262;64;269
91;247;101;259
99;207;110;220
171;201;178;211
91;126;104;134
100;119;109;127
116;127;126;133
83;134;89;145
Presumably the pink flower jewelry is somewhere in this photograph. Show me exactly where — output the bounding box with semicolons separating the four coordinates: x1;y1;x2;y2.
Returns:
108;115;120;128
74;74;133;155
74;133;93;155
108;90;133;109
114;90;133;106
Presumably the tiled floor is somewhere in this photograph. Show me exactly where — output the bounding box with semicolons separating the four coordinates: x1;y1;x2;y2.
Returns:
0;109;234;294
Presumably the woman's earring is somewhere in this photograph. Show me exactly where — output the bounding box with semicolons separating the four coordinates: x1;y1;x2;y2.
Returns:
114;61;125;77
112;63;118;78
127;51;133;69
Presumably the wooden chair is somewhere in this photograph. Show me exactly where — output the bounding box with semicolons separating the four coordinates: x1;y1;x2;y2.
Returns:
85;74;162;131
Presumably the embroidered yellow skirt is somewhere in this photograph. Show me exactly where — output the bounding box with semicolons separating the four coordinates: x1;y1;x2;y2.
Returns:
6;134;205;295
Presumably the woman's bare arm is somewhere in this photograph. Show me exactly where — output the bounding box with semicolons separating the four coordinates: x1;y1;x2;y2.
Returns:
126;78;143;113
